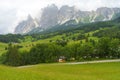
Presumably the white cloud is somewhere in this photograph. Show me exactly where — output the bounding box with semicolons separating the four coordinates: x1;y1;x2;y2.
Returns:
0;8;17;34
0;0;120;34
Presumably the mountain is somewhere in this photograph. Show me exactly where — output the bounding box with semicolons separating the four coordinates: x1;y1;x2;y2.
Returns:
38;4;59;29
14;5;120;34
113;16;120;23
14;15;39;34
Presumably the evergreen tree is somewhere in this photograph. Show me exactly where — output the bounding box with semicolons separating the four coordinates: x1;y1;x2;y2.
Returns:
3;43;21;66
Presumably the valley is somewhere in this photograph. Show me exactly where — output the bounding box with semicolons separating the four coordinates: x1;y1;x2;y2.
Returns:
0;2;120;80
0;17;120;66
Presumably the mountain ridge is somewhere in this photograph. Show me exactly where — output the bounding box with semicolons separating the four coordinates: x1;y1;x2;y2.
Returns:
14;4;120;34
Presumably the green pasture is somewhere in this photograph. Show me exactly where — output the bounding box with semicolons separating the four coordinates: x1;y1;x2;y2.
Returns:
0;62;120;80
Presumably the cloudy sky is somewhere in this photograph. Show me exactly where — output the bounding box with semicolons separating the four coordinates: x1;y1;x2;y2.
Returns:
0;0;120;34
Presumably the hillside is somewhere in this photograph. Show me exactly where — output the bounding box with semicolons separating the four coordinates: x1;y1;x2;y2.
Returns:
0;42;7;55
0;17;119;42
0;16;120;66
0;17;120;51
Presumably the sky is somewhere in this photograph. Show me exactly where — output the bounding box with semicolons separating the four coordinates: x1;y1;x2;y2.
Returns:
0;0;120;34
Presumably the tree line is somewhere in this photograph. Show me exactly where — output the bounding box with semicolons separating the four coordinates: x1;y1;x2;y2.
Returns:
0;37;120;66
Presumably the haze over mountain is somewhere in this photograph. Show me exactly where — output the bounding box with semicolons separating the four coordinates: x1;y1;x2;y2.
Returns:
14;4;120;34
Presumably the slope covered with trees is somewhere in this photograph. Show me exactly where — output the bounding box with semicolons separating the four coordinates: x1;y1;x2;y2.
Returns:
0;17;120;66
0;37;120;66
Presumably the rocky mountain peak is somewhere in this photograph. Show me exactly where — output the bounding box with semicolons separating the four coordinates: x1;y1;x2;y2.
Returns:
27;14;33;21
14;4;120;34
39;4;59;29
14;14;38;34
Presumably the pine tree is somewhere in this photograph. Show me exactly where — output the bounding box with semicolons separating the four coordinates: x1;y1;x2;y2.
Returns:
4;43;21;66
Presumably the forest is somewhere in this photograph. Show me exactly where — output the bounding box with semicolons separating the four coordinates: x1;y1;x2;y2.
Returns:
0;37;120;66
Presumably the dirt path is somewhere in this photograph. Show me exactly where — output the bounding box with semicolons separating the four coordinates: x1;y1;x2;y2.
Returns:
17;59;120;68
17;65;35;68
66;59;120;65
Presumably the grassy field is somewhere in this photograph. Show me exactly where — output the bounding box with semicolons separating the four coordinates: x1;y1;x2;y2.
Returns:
0;62;120;80
0;42;7;55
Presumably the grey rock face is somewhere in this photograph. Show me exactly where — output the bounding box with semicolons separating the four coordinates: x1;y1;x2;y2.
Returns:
39;4;59;29
57;5;78;24
14;5;120;34
14;15;38;34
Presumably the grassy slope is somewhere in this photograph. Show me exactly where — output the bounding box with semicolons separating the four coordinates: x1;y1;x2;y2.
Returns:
0;42;7;55
0;27;111;53
20;30;99;51
0;62;120;80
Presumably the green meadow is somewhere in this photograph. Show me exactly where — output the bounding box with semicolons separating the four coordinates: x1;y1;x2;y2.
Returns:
0;62;120;80
0;42;7;55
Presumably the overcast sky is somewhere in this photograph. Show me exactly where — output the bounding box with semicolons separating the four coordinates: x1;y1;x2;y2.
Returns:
0;0;120;34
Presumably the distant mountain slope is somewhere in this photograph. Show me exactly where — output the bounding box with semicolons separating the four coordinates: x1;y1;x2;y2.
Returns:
39;15;120;35
1;15;120;43
14;4;120;34
28;20;84;34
